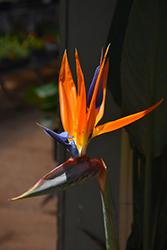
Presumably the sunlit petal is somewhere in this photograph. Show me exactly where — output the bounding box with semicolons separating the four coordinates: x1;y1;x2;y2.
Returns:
75;49;87;149
87;44;110;113
93;99;163;137
59;50;77;136
83;100;96;153
86;45;110;144
95;59;109;126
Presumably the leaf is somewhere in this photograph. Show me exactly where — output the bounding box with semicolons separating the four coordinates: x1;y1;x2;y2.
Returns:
152;153;167;250
34;82;58;98
126;147;145;250
121;0;167;157
107;0;134;107
25;82;58;112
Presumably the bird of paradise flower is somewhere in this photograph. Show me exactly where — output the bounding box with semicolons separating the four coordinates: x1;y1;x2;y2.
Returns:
11;44;162;201
10;44;162;250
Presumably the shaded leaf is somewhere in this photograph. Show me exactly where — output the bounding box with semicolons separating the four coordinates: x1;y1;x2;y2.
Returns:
121;0;167;157
107;0;134;107
152;153;167;250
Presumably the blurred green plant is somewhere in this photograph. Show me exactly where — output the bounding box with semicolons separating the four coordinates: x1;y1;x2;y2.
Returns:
25;82;58;113
25;81;59;129
0;33;43;61
0;34;30;61
0;30;59;63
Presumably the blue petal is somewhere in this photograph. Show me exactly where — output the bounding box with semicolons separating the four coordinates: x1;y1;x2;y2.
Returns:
67;140;79;158
43;127;78;158
59;131;69;140
87;66;103;109
59;131;74;141
44;129;68;143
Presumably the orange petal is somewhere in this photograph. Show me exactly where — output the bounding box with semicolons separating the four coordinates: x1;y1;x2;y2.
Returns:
75;49;87;146
59;81;73;134
93;99;163;138
86;101;96;141
86;45;110;139
95;59;109;126
88;44;110;113
59;50;77;135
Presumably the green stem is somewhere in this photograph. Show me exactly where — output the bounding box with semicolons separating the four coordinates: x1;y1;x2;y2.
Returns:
144;1;160;248
97;159;119;250
144;154;152;250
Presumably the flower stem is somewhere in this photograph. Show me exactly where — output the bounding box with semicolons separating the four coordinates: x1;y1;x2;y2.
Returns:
97;159;119;250
144;154;152;250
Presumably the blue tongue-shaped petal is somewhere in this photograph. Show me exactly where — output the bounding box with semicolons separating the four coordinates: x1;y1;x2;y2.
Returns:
68;140;79;157
87;66;103;109
37;123;78;158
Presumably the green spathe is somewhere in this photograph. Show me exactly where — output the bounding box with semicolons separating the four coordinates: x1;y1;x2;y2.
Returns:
11;156;104;200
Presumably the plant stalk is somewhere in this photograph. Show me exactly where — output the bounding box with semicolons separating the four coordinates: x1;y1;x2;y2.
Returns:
144;154;152;250
97;159;119;250
144;1;160;248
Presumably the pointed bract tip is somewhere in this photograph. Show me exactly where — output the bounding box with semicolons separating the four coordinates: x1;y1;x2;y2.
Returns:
36;122;47;130
100;47;104;66
99;157;107;170
62;49;67;58
96;157;107;193
75;48;78;57
105;44;111;54
10;194;25;201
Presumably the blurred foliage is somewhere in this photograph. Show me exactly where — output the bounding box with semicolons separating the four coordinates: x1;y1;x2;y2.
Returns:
25;82;58;113
0;31;59;62
0;32;43;61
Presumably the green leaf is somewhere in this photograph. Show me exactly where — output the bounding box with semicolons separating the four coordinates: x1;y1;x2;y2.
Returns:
152;153;167;250
121;0;167;157
107;0;134;107
25;82;58;112
34;82;58;98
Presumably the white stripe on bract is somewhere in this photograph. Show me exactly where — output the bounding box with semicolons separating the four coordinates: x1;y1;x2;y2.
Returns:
31;173;67;194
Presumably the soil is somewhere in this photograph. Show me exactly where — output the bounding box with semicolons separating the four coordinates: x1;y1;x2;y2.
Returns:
0;106;58;250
